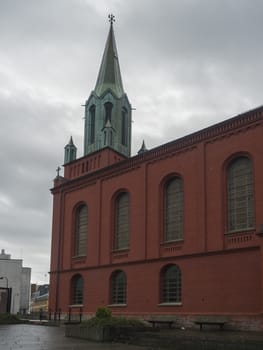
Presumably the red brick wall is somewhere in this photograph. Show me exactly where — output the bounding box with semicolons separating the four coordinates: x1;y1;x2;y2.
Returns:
49;110;263;328
50;248;260;315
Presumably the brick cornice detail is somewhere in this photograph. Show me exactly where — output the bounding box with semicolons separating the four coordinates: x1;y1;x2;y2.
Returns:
51;106;263;194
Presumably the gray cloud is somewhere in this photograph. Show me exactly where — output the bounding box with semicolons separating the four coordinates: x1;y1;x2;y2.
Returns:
0;0;262;283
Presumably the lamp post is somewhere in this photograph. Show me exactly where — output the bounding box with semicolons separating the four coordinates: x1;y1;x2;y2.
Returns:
0;276;8;288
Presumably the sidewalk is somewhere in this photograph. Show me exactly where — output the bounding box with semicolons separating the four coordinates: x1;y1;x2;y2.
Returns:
1;322;263;350
0;324;147;350
120;327;263;350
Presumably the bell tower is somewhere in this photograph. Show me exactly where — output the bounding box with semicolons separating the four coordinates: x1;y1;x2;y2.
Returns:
84;15;132;158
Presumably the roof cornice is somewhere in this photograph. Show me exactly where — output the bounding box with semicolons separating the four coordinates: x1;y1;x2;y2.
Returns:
52;105;263;193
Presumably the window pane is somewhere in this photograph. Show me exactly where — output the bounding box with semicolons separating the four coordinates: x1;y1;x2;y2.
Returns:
112;271;126;304
115;193;129;249
162;265;181;303
164;178;183;241
227;157;254;232
72;276;83;304
75;205;88;256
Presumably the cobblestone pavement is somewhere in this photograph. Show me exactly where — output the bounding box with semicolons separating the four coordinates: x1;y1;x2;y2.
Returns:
0;324;147;350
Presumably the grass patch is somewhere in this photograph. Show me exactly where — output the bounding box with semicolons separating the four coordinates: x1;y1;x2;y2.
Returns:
0;313;24;324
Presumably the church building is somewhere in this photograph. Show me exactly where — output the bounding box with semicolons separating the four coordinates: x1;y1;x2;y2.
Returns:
49;17;263;330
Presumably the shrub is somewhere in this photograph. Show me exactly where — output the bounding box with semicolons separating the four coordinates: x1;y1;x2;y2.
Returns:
80;306;146;328
0;313;23;324
95;306;112;319
81;315;145;328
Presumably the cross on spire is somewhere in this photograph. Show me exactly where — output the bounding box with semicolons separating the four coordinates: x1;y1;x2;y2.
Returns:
108;13;115;25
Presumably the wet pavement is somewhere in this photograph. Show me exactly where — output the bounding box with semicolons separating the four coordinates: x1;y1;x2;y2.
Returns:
0;324;147;350
1;323;263;350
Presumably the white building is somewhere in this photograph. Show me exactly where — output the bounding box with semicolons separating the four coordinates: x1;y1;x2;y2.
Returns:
0;249;31;314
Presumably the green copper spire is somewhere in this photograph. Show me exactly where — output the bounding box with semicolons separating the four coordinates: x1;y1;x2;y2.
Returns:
84;15;132;158
94;14;124;98
64;136;77;164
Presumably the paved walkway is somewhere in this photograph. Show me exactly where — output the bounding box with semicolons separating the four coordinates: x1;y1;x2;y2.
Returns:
2;323;263;350
0;324;147;350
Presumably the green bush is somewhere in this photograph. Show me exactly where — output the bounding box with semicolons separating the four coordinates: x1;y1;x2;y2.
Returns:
81;315;145;328
95;307;112;319
0;313;23;324
80;306;146;328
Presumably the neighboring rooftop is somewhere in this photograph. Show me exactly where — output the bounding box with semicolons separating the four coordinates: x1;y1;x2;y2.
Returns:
0;249;11;260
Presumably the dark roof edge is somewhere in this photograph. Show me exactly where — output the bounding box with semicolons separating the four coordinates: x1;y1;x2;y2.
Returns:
53;105;263;192
143;105;263;159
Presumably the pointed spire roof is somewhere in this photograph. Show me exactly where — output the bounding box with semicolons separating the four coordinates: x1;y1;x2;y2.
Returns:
94;17;124;98
64;136;77;164
65;136;76;148
137;140;148;155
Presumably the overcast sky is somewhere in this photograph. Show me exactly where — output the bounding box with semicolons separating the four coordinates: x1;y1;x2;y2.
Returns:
0;0;262;285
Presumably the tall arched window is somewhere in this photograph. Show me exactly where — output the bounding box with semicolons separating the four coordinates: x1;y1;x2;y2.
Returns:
164;177;183;242
104;102;113;124
111;270;127;304
89;105;96;144
71;275;84;305
115;192;129;250
121;108;128;146
75;205;88;256
227;156;254;232
161;265;181;303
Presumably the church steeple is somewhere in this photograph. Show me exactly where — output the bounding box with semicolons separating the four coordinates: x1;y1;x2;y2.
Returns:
94;15;124;99
84;15;132;158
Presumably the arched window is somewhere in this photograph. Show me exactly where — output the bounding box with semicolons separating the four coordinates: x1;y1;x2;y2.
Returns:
104;102;113;124
161;265;181;303
111;270;127;304
115;192;130;250
89;105;96;144
164;177;183;242
121;108;128;146
227;156;254;232
75;205;88;256
71;275;84;305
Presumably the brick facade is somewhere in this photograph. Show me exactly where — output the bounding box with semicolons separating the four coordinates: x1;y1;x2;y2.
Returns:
49;106;263;330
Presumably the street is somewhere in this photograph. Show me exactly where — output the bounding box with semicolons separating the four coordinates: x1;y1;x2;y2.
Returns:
0;324;147;350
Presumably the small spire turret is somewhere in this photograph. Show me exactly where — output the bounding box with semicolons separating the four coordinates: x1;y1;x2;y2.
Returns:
64;136;77;164
137;140;148;155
